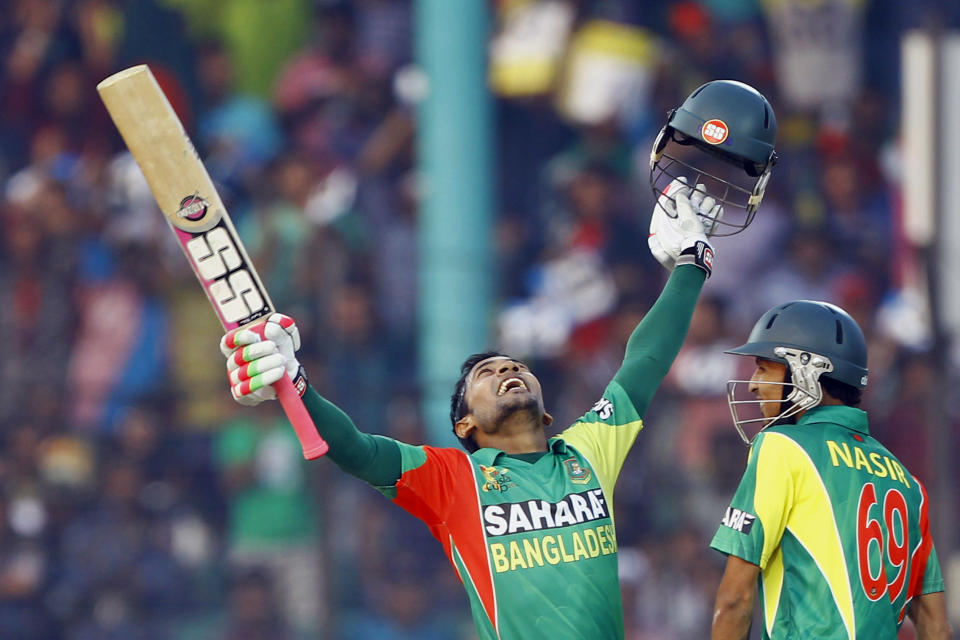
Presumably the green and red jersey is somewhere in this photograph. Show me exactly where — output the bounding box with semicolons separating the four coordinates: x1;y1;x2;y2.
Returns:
711;405;944;639
301;265;707;640
376;381;642;639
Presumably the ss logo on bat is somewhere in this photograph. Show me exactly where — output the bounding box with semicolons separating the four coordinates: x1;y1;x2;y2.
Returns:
184;226;266;324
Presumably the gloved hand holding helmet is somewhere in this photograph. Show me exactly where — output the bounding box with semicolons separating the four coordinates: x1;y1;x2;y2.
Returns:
648;177;721;277
649;79;778;237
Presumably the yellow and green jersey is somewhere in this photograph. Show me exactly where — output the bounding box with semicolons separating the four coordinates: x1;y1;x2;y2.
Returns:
710;405;944;639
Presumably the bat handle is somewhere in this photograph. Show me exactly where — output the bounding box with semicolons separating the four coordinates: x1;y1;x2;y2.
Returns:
274;374;330;459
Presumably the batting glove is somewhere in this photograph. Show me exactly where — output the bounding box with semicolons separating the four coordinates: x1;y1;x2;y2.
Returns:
219;313;308;406
648;177;720;277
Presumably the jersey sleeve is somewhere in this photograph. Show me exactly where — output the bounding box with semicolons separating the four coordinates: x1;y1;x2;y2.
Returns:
302;385;402;487
920;546;945;595
710;432;796;569
556;265;703;502
384;443;477;526
611;264;705;416
558;379;643;506
908;478;946;597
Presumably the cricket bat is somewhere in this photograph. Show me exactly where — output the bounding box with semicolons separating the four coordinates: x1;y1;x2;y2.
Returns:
97;65;329;459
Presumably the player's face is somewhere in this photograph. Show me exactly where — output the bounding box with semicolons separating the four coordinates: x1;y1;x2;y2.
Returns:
462;356;547;430
748;358;788;419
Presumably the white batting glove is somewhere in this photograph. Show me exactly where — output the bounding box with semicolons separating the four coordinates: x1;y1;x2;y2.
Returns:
219;313;307;406
648;178;720;277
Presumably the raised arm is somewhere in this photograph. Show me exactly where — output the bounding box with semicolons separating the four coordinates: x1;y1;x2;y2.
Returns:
612;265;705;415
612;179;718;416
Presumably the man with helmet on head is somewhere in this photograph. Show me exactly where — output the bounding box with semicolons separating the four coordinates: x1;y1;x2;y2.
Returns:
215;79;777;640
710;301;950;639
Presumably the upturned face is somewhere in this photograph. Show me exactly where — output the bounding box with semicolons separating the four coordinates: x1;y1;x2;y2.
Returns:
748;358;788;419
459;356;549;433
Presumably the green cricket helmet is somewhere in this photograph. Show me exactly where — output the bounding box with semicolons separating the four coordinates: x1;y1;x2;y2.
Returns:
650;80;778;236
725;300;868;443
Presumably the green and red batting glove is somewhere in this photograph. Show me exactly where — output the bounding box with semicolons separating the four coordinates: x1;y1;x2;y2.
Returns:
220;313;308;406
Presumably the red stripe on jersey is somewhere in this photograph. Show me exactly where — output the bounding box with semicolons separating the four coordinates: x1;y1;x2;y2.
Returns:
393;447;498;633
905;478;933;606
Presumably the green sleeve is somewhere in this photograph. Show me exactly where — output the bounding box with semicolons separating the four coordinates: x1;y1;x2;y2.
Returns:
611;264;706;416
302;385;402;487
922;545;945;594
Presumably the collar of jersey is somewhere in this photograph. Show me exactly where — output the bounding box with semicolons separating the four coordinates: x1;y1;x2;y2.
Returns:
796;404;870;435
471;437;569;465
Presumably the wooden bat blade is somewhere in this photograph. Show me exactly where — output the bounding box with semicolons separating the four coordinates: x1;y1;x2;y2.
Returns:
97;65;272;330
97;64;328;459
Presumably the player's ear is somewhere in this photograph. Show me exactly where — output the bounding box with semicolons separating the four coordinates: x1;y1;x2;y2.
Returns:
542;412;553;427
455;416;477;441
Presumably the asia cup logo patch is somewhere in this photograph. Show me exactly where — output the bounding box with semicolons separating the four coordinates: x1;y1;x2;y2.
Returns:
480;465;515;493
564;458;592;485
701;119;729;145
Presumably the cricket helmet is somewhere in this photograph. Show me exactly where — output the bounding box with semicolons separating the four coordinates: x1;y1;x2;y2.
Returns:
725;301;868;443
650;80;778;236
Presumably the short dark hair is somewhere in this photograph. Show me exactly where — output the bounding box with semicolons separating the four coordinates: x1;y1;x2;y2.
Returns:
820;376;862;407
450;351;508;453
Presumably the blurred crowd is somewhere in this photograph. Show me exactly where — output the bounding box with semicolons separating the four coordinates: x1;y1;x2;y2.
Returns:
1;0;959;638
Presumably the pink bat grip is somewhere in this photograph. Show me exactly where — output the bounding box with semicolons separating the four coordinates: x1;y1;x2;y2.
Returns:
274;374;329;459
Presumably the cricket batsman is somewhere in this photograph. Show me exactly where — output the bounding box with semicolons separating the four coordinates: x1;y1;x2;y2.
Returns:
220;80;777;639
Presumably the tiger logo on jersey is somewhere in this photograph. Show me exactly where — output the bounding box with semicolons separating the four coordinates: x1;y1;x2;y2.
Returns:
480;465;514;493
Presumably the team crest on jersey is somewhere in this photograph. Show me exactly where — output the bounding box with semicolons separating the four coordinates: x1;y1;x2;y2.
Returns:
480;465;514;493
564;458;592;484
721;507;756;534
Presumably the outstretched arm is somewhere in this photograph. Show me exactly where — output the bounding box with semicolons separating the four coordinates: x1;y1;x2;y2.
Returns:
220;314;402;486
611;180;719;416
301;386;402;486
611;263;706;416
